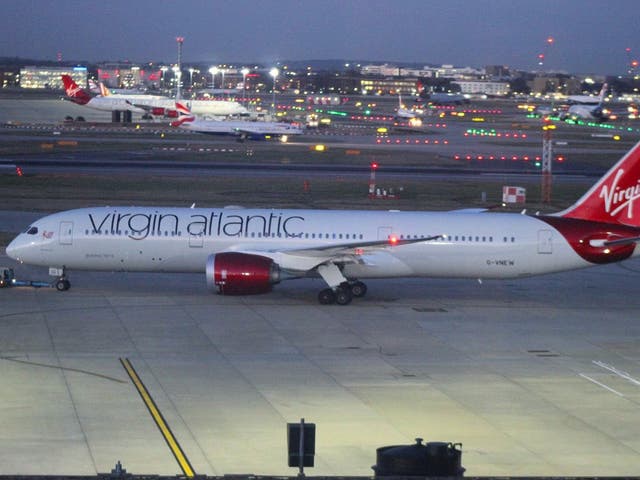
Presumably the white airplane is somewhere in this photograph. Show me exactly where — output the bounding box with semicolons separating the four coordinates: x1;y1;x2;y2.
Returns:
396;94;424;119
566;83;608;105
171;102;304;141
62;76;248;118
421;91;468;105
88;80;150;96
8;140;640;305
563;83;609;122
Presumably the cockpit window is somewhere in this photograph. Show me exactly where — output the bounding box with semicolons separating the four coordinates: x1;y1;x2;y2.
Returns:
26;226;38;235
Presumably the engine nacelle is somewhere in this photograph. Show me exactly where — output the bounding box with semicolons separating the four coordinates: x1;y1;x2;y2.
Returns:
165;109;179;118
150;107;166;116
206;252;280;295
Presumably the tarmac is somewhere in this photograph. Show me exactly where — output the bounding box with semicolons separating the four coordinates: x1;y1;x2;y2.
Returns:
2;247;640;477
2;95;640;478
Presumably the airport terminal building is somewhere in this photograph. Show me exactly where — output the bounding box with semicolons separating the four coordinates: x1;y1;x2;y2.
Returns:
19;66;87;89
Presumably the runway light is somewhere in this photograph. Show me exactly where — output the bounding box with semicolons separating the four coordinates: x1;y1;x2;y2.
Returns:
313;144;326;152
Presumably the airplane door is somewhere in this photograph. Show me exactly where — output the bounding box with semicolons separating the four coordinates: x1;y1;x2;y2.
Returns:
377;226;392;241
537;229;553;254
189;232;204;248
59;221;73;245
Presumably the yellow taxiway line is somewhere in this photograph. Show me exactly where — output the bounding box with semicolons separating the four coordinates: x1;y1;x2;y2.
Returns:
120;357;195;477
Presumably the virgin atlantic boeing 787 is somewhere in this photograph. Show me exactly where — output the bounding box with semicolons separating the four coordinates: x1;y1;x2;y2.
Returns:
8;141;640;304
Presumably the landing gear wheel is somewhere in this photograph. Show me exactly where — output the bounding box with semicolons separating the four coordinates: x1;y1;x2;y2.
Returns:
350;281;367;298
318;288;336;305
55;279;70;291
335;287;353;306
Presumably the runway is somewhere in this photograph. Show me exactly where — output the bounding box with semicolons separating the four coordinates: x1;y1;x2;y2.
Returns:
2;249;640;477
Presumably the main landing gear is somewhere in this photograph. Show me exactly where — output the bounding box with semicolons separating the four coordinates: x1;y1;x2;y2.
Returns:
318;280;367;306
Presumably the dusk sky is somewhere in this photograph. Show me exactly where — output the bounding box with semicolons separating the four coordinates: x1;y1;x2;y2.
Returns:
2;0;638;75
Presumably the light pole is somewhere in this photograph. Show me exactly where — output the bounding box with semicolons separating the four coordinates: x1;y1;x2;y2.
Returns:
175;36;184;100
209;66;218;89
172;66;181;100
160;66;168;90
241;67;249;107
220;68;225;97
269;67;279;116
188;67;195;89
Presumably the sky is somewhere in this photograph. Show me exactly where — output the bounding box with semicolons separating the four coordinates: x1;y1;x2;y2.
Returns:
2;0;639;75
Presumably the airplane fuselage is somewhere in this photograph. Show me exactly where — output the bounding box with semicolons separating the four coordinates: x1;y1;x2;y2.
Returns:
178;119;303;137
8;206;638;281
83;97;248;116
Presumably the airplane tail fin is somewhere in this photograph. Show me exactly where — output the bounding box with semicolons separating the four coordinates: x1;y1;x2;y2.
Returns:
61;75;92;105
88;79;100;94
170;102;195;127
98;82;111;97
560;140;640;226
175;101;192;116
598;83;608;105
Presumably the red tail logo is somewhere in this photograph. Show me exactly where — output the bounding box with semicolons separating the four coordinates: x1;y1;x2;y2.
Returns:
61;75;91;105
175;101;192;116
170;102;195;127
562;140;640;226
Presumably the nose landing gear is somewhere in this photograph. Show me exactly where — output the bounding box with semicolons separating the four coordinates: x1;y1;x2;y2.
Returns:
55;277;71;291
50;267;70;291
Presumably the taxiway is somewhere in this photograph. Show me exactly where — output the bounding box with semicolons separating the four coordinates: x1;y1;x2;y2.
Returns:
2;249;640;476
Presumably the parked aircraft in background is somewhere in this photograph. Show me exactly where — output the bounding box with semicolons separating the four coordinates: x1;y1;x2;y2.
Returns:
566;84;608;105
563;83;609;122
88;80;151;96
8;141;640;305
171;102;303;141
395;94;424;119
62;76;248;118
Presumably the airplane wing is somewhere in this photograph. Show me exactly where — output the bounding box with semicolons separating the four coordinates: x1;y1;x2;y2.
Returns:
447;208;489;214
282;234;442;256
126;100;152;111
229;235;443;273
233;128;260;136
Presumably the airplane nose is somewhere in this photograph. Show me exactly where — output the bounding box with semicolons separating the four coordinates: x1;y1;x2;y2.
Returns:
5;236;19;260
5;234;28;262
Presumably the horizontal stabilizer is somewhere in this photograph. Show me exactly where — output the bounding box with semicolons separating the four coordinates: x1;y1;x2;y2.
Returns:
604;235;640;247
